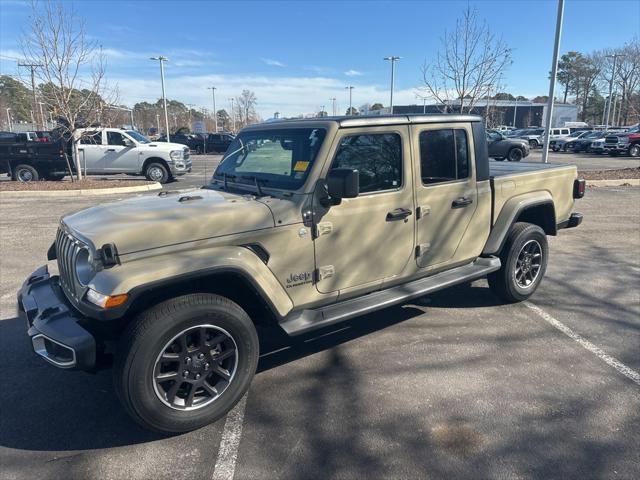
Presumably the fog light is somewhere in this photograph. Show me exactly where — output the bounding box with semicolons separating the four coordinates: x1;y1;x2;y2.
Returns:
86;289;128;308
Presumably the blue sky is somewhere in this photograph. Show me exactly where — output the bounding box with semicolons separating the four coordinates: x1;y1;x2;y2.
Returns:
1;0;638;117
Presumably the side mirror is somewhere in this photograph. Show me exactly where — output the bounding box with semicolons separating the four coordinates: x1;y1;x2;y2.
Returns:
123;138;134;147
323;168;359;206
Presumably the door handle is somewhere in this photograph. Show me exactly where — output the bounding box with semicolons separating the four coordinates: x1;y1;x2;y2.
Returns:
77;148;84;151
106;148;116;152
386;208;412;221
452;197;473;209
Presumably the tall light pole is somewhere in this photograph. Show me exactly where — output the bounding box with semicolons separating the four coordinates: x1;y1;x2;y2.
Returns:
229;98;236;132
416;94;427;114
541;0;564;164
18;63;43;129
150;56;171;142
605;54;624;128
319;105;325;117
6;108;12;132
156;113;161;133
513;97;519;127
329;97;336;116
208;87;218;132
383;56;401;114
345;86;354;115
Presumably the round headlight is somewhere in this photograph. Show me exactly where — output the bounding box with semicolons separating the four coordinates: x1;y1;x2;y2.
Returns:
75;247;95;286
170;150;183;161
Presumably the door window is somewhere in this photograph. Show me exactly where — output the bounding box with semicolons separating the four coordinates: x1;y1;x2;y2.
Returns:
80;131;102;145
107;131;126;145
419;129;469;185
331;133;402;194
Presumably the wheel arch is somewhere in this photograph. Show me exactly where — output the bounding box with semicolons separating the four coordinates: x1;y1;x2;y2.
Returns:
483;192;556;255
142;156;170;174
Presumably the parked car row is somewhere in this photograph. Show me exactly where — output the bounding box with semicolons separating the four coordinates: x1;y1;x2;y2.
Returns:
156;132;235;154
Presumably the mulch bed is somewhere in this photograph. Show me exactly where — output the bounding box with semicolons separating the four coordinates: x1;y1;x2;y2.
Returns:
581;167;640;180
0;179;156;191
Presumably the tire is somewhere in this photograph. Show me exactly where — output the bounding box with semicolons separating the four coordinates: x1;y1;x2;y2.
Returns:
145;162;171;184
552;147;559;152
608;151;618;157
629;144;640;158
508;148;523;162
493;157;505;162
529;139;539;148
114;293;259;433
487;222;548;303
195;145;203;155
12;164;39;182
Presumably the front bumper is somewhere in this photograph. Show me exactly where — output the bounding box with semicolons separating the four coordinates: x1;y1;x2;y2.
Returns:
169;158;193;176
18;265;96;370
604;144;629;153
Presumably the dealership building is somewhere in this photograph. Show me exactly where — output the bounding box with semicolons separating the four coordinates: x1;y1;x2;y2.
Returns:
371;100;578;128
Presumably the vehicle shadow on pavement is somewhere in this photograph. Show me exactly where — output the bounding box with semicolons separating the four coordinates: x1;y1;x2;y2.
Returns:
0;315;167;451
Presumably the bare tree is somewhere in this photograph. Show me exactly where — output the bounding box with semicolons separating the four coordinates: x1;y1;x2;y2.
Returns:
421;6;512;114
21;0;116;180
235;90;257;129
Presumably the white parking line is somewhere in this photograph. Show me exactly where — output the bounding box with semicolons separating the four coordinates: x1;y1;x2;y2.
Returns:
211;394;248;480
524;302;640;386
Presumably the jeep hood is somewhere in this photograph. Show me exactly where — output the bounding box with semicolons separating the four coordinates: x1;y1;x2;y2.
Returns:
63;189;275;254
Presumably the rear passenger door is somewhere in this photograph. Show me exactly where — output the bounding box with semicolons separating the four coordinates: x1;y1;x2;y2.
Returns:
78;131;105;173
412;124;478;269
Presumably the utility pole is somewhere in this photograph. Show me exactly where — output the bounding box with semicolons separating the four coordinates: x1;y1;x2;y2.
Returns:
329;97;336;116
513;97;519;127
604;54;624;129
383;56;401;114
229;98;236;132
156;113;161;133
38;102;46;129
6;108;12;132
18;62;43;129
150;56;171;142
208;87;218;132
541;0;564;164
345;86;354;115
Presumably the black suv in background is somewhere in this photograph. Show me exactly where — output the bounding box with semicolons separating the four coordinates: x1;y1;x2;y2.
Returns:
205;132;235;153
157;133;205;153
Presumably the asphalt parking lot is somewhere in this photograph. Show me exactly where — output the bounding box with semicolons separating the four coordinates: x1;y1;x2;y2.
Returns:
0;181;639;479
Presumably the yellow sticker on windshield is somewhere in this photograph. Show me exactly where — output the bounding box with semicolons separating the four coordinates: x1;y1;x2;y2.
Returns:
294;161;310;172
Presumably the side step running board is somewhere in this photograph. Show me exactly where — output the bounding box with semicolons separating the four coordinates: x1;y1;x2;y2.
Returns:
280;257;501;336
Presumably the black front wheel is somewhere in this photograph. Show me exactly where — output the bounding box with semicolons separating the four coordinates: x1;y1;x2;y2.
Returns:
12;164;40;182
488;222;548;303
114;293;259;433
508;148;523;162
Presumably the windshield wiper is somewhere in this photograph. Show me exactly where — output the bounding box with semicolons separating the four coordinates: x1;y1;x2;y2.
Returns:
239;175;268;197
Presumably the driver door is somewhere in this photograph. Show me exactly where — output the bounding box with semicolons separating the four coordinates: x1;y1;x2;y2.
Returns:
313;127;415;294
103;131;139;172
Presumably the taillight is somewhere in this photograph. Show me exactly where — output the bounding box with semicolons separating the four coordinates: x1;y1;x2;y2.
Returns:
573;178;586;199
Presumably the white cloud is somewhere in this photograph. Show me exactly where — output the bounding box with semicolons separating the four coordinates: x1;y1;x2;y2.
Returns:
110;72;426;118
344;69;363;77
261;58;286;67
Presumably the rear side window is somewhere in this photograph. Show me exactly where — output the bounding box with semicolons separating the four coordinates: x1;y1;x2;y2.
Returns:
419;129;469;185
80;131;102;145
331;133;402;194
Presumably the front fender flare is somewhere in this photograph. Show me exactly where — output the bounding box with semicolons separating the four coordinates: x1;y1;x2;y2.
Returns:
89;246;293;318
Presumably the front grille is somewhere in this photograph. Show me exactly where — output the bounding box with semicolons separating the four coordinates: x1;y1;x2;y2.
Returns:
55;226;86;302
183;147;190;160
605;136;619;144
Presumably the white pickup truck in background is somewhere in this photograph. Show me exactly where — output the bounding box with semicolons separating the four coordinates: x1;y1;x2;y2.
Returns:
76;128;192;183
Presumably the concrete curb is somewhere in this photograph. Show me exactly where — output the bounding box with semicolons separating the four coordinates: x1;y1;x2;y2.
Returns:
0;182;162;198
586;179;639;187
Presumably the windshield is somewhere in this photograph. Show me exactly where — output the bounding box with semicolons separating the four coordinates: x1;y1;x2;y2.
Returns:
212;128;327;190
582;131;602;139
126;130;151;144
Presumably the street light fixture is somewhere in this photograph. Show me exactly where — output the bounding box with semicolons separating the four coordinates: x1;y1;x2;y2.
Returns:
383;56;401;114
345;86;354;115
150;56;171;142
208;87;218;132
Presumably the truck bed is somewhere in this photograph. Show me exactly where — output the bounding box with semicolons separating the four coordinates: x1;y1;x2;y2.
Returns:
489;160;571;178
489;160;578;229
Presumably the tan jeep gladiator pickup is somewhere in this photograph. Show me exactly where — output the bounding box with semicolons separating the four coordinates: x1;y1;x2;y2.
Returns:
18;114;585;432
